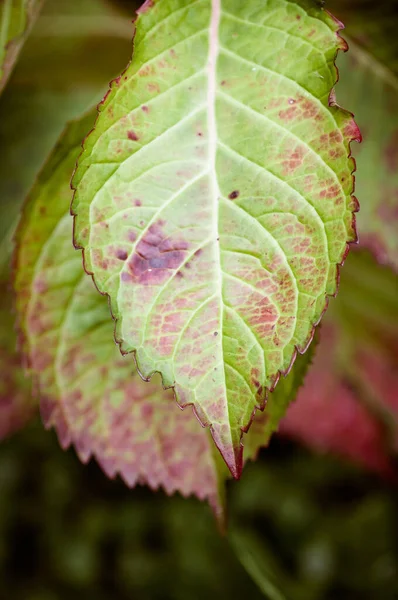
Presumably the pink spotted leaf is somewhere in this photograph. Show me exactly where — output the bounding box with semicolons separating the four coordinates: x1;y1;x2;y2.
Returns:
72;0;360;477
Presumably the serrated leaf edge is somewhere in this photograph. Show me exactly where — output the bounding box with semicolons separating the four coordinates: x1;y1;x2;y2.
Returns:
71;1;361;479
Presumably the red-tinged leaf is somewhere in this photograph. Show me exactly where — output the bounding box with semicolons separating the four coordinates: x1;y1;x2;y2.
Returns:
280;250;398;476
0;282;35;440
13;114;226;517
72;0;360;478
0;0;43;93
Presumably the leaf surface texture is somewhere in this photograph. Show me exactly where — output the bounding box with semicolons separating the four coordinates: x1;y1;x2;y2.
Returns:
73;0;359;476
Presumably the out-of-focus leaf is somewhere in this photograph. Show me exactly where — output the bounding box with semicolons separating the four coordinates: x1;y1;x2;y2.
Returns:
13;114;226;516
336;44;398;271
0;0;43;93
72;0;359;478
328;0;398;75
280;250;398;475
0;0;133;270
230;529;287;600
0;281;34;440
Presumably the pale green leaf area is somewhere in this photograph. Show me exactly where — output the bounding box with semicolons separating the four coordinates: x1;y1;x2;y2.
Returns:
73;0;359;477
0;0;43;93
336;43;398;272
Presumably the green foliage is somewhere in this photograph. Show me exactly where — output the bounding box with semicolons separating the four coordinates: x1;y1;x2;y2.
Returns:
72;0;359;476
0;0;397;596
0;0;43;92
13;111;315;516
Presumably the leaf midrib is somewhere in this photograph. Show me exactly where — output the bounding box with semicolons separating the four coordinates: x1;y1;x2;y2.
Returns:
207;0;230;430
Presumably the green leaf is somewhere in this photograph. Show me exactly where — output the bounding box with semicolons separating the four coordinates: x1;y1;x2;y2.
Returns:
72;0;359;477
13;114;225;515
336;42;398;272
0;0;43;93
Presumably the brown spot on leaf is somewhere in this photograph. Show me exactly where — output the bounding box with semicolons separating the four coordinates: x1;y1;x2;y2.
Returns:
142;105;149;113
134;199;142;207
127;130;139;141
228;190;240;200
125;220;188;284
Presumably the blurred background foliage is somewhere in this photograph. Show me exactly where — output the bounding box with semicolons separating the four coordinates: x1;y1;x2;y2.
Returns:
0;0;397;598
1;422;397;600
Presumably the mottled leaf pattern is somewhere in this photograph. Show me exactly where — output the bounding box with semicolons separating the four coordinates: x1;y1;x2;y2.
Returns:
280;250;398;475
337;43;398;271
72;0;359;477
14;116;223;514
0;0;42;93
